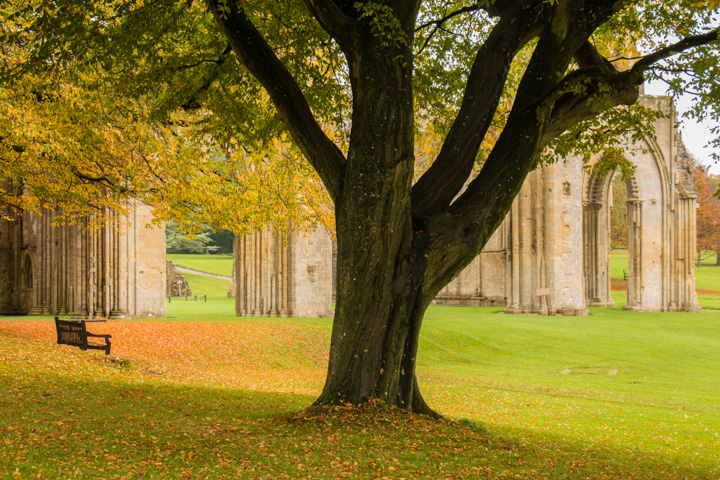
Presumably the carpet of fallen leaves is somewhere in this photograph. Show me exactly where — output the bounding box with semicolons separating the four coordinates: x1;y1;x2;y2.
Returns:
0;319;328;395
1;318;718;479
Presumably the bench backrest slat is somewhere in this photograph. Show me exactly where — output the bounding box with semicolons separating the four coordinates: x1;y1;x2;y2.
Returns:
54;317;111;355
55;319;87;348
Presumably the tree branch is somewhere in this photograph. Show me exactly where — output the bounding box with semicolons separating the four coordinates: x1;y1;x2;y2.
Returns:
388;0;423;33
411;0;550;221
631;26;720;74
418;5;720;298
415;3;479;31
542;25;720;147
207;1;346;201
415;3;480;54
180;44;232;111
301;0;358;48
574;41;617;71
539;69;640;147
415;0;624;295
69;166;130;194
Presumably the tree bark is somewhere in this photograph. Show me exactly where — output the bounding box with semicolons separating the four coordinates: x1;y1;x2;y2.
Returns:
311;10;442;414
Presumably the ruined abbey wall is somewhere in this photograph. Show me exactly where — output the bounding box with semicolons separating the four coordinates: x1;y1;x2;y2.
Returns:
6;96;695;319
0;198;166;318
435;95;700;313
229;99;699;317
233;227;333;317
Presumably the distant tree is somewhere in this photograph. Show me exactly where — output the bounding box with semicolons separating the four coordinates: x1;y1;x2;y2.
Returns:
610;174;628;250
166;221;219;254
694;164;720;266
209;230;234;255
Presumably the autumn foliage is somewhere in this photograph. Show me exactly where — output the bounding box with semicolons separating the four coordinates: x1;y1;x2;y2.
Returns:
694;163;720;265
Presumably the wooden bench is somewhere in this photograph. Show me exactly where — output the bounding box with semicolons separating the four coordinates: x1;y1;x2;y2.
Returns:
623;270;629;281
55;317;112;355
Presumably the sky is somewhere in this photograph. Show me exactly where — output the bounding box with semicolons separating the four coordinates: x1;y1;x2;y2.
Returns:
645;81;720;175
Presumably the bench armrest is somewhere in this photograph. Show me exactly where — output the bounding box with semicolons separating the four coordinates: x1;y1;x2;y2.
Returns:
85;333;112;339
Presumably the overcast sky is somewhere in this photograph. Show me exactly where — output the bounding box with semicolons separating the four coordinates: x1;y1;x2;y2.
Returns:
645;80;720;174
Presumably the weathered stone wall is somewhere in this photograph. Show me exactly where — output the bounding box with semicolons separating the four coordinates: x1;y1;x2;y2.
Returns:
166;260;192;297
132;205;167;317
436;159;588;315
505;160;588;315
234;226;333;318
434;225;506;306
222;95;700;317
0;200;167;318
436;95;699;314
289;228;334;317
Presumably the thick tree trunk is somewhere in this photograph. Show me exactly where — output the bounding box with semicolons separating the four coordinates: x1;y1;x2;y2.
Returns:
314;248;437;415
312;27;441;415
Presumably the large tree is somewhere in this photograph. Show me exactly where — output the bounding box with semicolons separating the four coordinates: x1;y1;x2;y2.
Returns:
2;1;719;415
694;163;720;266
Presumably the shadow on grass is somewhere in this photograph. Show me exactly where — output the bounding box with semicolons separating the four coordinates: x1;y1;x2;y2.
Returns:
2;355;717;480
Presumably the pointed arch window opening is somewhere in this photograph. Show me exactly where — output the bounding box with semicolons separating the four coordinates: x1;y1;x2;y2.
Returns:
22;254;33;290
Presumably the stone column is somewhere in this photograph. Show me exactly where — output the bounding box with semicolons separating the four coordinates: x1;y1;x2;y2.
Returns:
505;200;522;313
280;230;291;316
505;162;587;315
0;180;22;314
624;199;643;310
28;212;45;315
583;202;601;304
676;194;701;311
57;223;68;315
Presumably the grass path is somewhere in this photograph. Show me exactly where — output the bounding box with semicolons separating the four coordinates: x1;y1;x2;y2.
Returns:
167;254;234;277
175;265;231;280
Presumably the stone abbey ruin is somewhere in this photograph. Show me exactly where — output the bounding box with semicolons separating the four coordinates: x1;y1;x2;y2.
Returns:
436;97;699;314
0;96;701;317
0;199;166;318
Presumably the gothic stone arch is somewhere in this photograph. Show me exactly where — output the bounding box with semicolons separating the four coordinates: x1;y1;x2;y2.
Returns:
436;95;699;313
582;97;699;312
583;172;643;308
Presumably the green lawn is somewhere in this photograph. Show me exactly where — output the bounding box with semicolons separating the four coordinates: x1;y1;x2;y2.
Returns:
609;249;630;281
610;249;719;309
167;253;234;277
2;306;719;479
175;251;718;311
697;251;719;267
695;259;720;293
167;256;233;305
181;272;232;297
167;290;236;319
